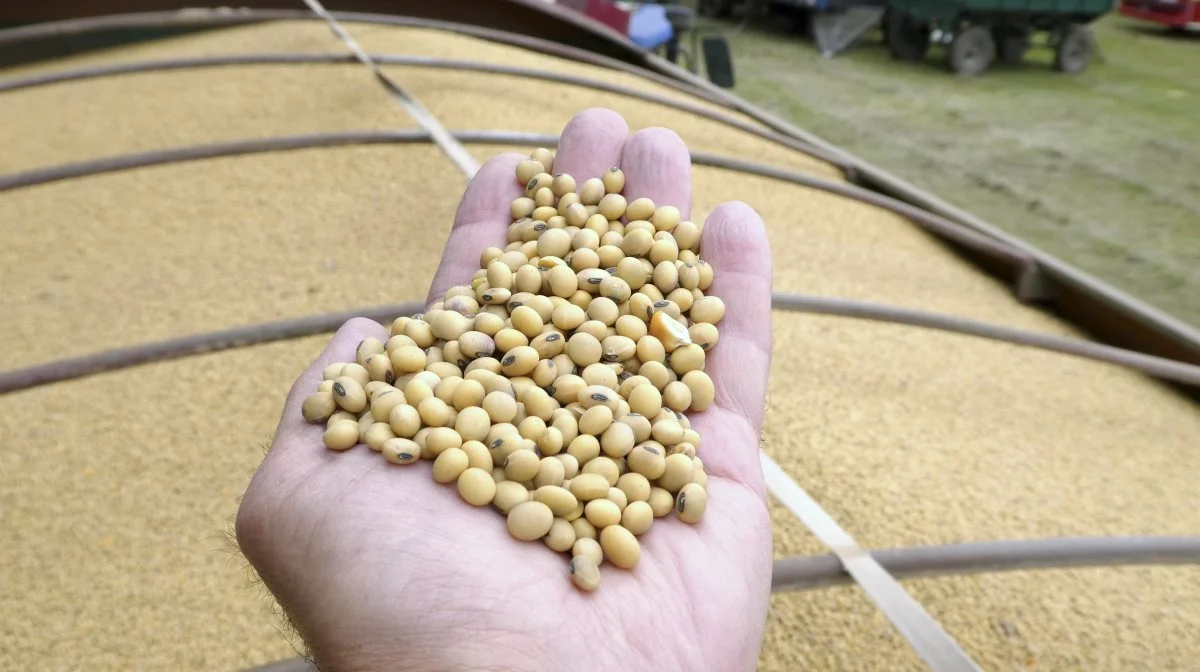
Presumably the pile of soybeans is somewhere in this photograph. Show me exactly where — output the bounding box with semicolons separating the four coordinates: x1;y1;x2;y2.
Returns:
299;148;724;592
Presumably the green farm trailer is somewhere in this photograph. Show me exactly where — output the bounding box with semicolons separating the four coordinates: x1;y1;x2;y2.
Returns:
884;0;1113;74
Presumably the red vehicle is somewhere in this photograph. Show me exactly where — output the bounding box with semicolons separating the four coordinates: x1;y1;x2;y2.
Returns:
1119;0;1200;30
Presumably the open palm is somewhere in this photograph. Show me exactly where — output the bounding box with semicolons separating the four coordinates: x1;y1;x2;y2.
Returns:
236;108;775;672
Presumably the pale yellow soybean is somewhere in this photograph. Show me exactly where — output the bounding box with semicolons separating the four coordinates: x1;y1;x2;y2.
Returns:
625;196;656;220
525;172;553;197
635;337;667;369
571;516;600;542
648;235;680;266
620;228;653;257
627;383;663;418
499;345;538;377
533;456;566;488
599;525;640;569
551;303;586;331
380;437;419;464
364;423;396;451
458;331;497;360
575;320;609;342
510;306;543;339
388;404;421;438
512;264;540;294
578;177;605;204
507;501;555;541
615;315;648;341
676;261;701;292
675;483;708;523
564;497;585;522
628;293;654;323
435;376;463;407
317;379;335;394
669;287;695;314
492;480;530;514
533;186;555;208
460;440;493;471
536;227;572;258
693;467;709;489
642;487;672;518
598;165;624;193
572;228;601;253
430;310;472;341
565;332;603;367
652;260;679;293
357;412;374;442
404;319;435;348
493;328;529;354
657;453;695;492
477;391;514;424
415;428;435;459
451;467;496;507
583;456;620;486
486;260;515;292
617;472;651;503
690;296;725;325
565;201;589;228
600;422;636;458
583;297;616;327
480;285;512;306
364;381;390;399
530;332;566;360
615;257;647;289
555;452;581;479
539;517;575;552
339;363;370;388
638;361;671;390
618;413;653;444
302;390;337;423
577;384;619;412
661;381;693;413
503;449;541;482
616;501;651;536
584;498;622;528
331;377;367;414
569;555;602;592
687;323;719;351
578;405;614;436
415;396;449;427
323;421;359;451
517;416;547;442
607;487;628;511
596;245;624;269
572;539;603;572
532;485;578;517
627;444;667;479
537;426;564;456
697;259;714;290
551;374;586;406
432;448;469;483
669;344;705;376
323;363;347;381
391;345;427;375
567;289;593;309
650;205;680;232
426;361;462;379
569;473;610;501
525;386;556;422
447;378;483;411
673;220;700;251
566;434;601;463
516;159;545;185
425;427;463;457
651;415;685;445
681;370;715;411
596;193;626;220
581;363;619;389
356;338;385;367
452;406;490;443
549;171;573;195
681;428;702;449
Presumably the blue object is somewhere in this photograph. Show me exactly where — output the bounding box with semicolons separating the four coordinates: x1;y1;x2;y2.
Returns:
627;4;675;50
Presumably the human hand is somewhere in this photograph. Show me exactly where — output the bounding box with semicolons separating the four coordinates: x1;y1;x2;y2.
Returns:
235;108;774;672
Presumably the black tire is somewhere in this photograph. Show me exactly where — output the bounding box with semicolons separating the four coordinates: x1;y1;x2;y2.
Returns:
994;26;1029;64
887;13;930;61
698;0;734;19
947;25;995;76
1054;24;1094;73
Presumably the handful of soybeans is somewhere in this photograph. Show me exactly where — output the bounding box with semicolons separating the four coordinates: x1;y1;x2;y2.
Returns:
300;147;723;592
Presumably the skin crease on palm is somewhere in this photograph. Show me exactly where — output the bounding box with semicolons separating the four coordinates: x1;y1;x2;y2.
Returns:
235;108;776;672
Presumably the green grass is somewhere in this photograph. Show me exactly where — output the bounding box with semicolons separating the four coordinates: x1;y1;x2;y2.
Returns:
698;11;1199;326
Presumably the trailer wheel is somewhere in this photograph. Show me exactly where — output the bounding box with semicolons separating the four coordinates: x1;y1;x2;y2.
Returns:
1054;24;1094;73
947;26;995;76
887;13;929;61
993;27;1029;64
697;0;734;19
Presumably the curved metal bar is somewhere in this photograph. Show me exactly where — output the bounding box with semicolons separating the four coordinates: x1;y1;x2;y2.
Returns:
3;8;1196;368
0;52;848;171
771;536;1200;592
772;294;1200;387
0;129;1029;270
0;9;734;105
0;302;422;394
6;289;1200;395
237;534;1200;671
